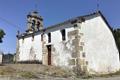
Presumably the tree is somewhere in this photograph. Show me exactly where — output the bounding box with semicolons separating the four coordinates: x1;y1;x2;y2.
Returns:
0;29;5;43
113;28;120;53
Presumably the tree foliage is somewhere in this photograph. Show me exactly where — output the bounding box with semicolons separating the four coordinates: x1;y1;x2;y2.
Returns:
0;29;5;43
113;28;120;53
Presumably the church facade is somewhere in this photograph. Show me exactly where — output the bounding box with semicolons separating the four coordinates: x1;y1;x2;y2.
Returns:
15;11;120;74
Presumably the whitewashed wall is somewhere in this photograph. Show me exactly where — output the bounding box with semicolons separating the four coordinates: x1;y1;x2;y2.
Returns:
0;54;2;64
80;15;120;74
44;25;75;68
17;13;120;74
18;34;42;62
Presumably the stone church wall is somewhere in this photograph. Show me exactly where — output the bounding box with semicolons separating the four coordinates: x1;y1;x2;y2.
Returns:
80;15;120;74
17;12;120;74
18;34;42;62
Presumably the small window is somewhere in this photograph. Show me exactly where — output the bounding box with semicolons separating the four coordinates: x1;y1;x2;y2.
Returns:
32;35;34;41
37;22;40;27
41;34;43;41
22;38;24;43
74;24;78;28
37;21;40;30
48;33;51;43
81;17;85;22
61;29;66;41
31;20;36;30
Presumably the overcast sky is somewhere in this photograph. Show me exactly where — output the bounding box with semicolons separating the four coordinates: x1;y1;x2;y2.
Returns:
0;0;120;53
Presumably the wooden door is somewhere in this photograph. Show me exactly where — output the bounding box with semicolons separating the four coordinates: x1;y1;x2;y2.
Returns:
47;45;51;65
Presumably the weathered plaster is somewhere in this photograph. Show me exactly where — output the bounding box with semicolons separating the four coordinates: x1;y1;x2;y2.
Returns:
18;34;42;62
79;16;120;74
16;12;120;75
0;54;3;64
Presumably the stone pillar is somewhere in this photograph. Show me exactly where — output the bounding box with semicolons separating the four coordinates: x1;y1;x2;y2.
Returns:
15;35;20;62
68;30;81;74
68;28;88;75
42;34;48;65
0;53;3;64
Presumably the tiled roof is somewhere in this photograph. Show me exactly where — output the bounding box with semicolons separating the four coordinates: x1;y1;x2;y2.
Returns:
18;11;109;39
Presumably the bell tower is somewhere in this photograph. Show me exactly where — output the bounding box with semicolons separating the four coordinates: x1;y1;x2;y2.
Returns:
26;11;43;33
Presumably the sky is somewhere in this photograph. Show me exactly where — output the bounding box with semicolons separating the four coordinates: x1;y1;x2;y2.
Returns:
0;0;120;53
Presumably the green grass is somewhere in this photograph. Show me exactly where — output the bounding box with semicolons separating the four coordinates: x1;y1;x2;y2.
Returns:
81;70;120;79
0;67;16;75
19;71;38;79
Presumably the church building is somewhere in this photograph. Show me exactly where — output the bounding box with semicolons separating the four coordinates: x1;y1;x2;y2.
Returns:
15;11;120;74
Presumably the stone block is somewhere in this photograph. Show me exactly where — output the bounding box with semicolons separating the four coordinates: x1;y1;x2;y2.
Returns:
68;30;79;37
72;66;77;73
73;66;83;75
72;52;77;58
86;61;88;65
80;42;85;46
72;39;79;46
69;59;76;65
79;59;86;65
80;33;84;36
82;65;88;73
82;52;86;58
75;35;81;39
42;54;48;65
79;46;83;51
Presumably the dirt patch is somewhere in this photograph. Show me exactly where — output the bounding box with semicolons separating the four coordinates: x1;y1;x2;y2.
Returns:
0;64;75;79
38;66;74;77
0;66;16;76
0;64;120;80
19;71;38;79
